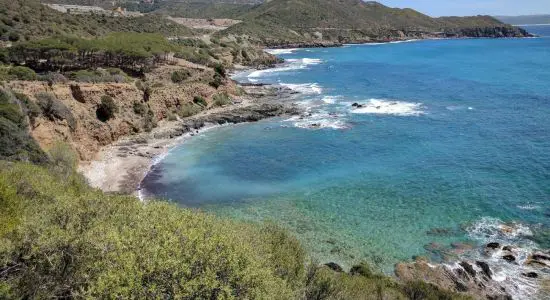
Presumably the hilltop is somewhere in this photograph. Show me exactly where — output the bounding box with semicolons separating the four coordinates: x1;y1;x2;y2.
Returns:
216;0;530;46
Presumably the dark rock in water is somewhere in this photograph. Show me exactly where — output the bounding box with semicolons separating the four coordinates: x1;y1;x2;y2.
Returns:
426;227;451;236
476;261;492;278
324;262;344;272
486;242;500;249
351;102;363;108
531;252;550;261
502;254;516;262
502;245;513;251
395;259;511;299
459;261;476;277
522;272;538;278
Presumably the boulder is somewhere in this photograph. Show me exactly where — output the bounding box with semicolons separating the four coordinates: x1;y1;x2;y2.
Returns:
324;262;344;272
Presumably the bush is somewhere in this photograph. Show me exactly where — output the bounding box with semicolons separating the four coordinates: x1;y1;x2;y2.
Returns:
209;73;224;89
213;63;226;78
167;111;177;121
40;72;68;86
0;162;309;299
14;92;40;124
47;142;78;178
133;101;147;116
192;95;207;107
7;66;36;81
402;281;471;300
174;47;211;65
69;69;129;83
0;89;47;163
171;69;191;83
212;92;232;107
96;95;118;122
69;84;85;103
143;109;157;132
178;102;202;118
35;92;76;130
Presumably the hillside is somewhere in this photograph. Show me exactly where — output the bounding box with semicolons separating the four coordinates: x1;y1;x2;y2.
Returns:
496;14;550;25
217;0;531;46
0;0;193;41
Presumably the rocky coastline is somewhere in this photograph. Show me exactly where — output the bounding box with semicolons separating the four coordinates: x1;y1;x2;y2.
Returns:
263;26;534;49
80;84;300;194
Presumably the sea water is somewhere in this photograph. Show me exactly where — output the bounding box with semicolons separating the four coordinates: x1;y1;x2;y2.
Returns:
142;26;550;291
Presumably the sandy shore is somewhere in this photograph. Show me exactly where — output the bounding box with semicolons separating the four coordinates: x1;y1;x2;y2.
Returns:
79;84;299;195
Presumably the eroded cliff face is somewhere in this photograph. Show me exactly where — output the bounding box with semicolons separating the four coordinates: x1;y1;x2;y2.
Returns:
7;62;241;161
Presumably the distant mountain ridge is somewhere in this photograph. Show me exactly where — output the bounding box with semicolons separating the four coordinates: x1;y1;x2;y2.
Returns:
216;0;531;46
495;15;550;25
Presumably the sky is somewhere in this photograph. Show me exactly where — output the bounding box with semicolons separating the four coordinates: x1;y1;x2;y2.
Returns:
378;0;550;17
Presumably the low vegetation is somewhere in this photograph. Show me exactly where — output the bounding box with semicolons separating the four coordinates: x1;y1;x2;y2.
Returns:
0;88;48;163
96;95;118;122
0;0;193;41
170;69;191;83
35;92;76;130
213;92;232;107
0;160;472;299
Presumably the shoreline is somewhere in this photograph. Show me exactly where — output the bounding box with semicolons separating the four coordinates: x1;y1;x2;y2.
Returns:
79;83;300;195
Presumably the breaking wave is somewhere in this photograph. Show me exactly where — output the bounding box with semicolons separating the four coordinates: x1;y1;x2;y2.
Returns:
280;83;323;95
265;48;298;55
462;217;547;299
247;58;323;79
350;99;424;116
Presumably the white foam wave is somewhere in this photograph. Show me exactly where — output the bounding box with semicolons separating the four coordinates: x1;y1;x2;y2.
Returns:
247;58;323;79
463;217;546;299
284;110;348;130
280;83;323;95
350;99;424;116
446;105;475;111
322;95;342;104
517;204;541;210
265;48;298;55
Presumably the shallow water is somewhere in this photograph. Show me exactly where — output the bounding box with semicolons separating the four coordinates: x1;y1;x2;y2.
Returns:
143;27;550;279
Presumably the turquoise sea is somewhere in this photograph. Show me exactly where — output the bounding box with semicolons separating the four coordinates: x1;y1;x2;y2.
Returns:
142;26;550;287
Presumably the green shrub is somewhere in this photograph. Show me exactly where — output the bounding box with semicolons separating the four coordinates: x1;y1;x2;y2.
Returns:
192;95;207;107
7;66;36;81
96;95;118;122
35;92;76;130
143;109;156;132
69;84;85;103
0;162;305;299
402;281;471;300
170;69;191;83
178;102;202;118
213;62;226;78
167;111;177;121
47;142;78;178
174;47;211;65
0;89;47;163
14;92;40;123
40;72;68;85
209;73;224;89
69;69;129;83
212;92;232;107
133;101;147;116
